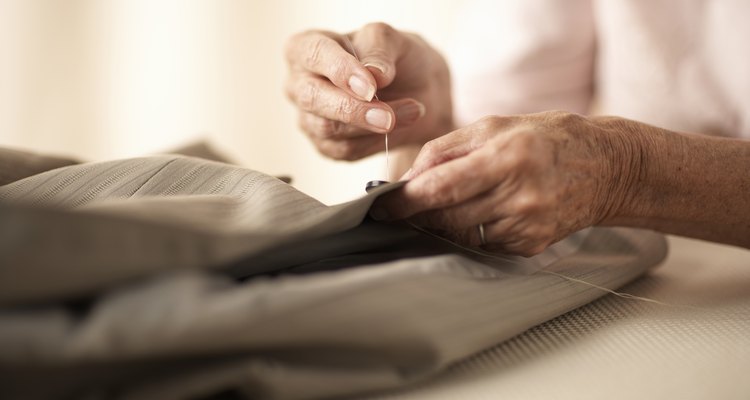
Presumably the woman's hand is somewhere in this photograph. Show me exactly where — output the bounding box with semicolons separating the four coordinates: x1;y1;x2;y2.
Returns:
372;111;638;256
284;22;453;161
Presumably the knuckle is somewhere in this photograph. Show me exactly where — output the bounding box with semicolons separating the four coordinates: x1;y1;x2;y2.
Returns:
306;35;329;68
519;243;547;257
512;191;544;214
499;149;524;169
321;139;359;161
544;110;586;127
543;110;570;119
364;22;396;37
507;126;536;144
303;116;342;139
413;176;444;207
421;176;458;208
419;139;444;163
412;175;437;200
327;56;350;85
504;136;539;167
476;115;505;131
318;119;343;138
335;97;359;124
296;81;318;111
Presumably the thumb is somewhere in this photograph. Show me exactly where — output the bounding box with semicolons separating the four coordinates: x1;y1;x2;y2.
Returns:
353;23;403;88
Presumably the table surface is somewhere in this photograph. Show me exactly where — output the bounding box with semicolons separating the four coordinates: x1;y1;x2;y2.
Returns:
376;235;750;400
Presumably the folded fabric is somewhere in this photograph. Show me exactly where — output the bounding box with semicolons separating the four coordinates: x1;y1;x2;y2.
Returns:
0;155;668;399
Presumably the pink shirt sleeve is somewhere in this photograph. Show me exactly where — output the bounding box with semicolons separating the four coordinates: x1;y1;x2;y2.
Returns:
449;0;595;126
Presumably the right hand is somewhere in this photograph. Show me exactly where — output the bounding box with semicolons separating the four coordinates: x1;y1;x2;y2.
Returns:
285;22;453;161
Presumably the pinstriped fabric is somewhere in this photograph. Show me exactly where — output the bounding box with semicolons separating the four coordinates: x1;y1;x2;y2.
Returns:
68;161;153;207
0;156;327;227
0;230;669;399
373;237;750;400
0;154;706;400
0;156;364;305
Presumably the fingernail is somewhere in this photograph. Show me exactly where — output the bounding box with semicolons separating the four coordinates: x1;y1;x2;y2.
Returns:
348;75;375;101
364;62;389;77
395;102;426;125
365;108;392;130
369;206;389;221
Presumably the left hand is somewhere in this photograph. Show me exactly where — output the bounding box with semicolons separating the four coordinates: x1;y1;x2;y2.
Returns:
372;111;633;256
284;23;453;161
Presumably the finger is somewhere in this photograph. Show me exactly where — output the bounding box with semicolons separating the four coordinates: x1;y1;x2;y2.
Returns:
374;145;502;220
413;188;505;231
286;30;377;101
432;219;523;251
352;22;404;88
314;135;386;161
299;112;370;140
484;238;535;256
485;237;547;257
483;218;553;257
417;215;513;247
423;220;511;251
298;98;425;141
406;118;506;179
439;226;476;247
482;216;524;244
390;98;426;128
287;73;394;133
400;132;477;181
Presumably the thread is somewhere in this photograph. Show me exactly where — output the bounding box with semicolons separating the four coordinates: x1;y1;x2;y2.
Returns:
343;34;390;181
385;130;390;181
405;221;703;310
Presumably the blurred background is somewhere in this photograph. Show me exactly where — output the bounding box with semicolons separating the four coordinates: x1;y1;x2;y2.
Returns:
0;0;463;204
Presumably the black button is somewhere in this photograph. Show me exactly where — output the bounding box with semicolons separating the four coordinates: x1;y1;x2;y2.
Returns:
365;180;389;192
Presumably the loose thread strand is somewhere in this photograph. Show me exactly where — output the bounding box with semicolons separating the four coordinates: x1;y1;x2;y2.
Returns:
406;221;702;310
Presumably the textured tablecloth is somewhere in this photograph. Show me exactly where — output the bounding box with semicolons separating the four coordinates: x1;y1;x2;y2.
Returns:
375;236;750;400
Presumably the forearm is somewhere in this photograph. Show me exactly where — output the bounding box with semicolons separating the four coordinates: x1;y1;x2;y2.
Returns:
599;117;750;248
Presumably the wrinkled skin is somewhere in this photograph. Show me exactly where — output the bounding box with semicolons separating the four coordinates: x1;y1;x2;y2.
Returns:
372;111;634;257
284;22;453;161
286;24;750;255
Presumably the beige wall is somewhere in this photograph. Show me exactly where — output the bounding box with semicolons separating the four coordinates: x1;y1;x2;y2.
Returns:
0;0;462;204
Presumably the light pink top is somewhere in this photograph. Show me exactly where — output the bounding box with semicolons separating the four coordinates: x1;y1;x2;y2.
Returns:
449;0;750;138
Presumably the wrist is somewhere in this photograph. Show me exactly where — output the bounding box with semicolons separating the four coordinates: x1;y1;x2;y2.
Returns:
590;116;658;225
